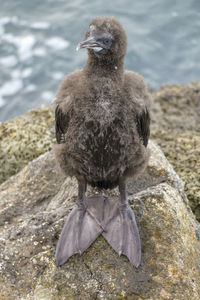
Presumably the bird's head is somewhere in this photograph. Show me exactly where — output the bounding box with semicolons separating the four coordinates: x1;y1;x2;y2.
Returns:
77;16;127;61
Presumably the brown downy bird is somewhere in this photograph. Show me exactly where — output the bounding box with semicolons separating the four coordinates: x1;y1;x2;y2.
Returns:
54;16;150;267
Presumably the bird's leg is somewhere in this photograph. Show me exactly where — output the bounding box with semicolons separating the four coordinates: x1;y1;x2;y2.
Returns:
77;177;87;209
102;177;141;266
76;177;87;254
55;176;106;266
55;177;105;265
76;177;105;254
118;177;128;255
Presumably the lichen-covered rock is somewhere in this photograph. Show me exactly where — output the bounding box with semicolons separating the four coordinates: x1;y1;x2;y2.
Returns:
0;142;199;300
151;81;200;221
0;105;54;184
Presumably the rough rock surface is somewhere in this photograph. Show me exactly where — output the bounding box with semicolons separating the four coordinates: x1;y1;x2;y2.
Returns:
0;141;200;300
0;105;54;184
151;81;200;221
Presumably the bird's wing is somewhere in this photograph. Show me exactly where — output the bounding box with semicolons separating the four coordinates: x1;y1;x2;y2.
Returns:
136;107;150;147
55;104;70;144
123;70;150;147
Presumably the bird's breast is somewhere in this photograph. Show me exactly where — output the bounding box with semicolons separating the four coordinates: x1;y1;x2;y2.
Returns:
96;99;110;112
67;94;136;181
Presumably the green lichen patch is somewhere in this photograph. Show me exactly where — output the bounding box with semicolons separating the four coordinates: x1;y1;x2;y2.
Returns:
0;105;55;184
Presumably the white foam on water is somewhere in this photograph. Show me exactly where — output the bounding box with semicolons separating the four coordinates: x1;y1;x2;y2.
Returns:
45;37;70;50
23;84;37;93
0;16;11;26
41;91;54;101
30;22;50;29
0;16;26;26
11;16;27;26
11;70;21;78
0;16;49;29
0;55;18;67
17;35;36;61
0;79;23;96
51;72;64;80
0;96;5;108
22;68;32;78
10;16;19;23
33;47;47;56
9;68;32;80
2;34;36;61
0;15;29;28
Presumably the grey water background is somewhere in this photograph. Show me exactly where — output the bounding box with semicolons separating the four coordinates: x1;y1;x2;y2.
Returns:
0;0;199;122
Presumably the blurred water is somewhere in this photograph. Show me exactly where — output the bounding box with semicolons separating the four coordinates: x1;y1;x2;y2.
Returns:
0;0;200;121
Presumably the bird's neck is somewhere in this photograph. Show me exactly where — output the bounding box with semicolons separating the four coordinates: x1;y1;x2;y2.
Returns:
84;54;124;81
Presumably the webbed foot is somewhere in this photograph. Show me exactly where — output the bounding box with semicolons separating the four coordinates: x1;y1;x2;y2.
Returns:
55;203;104;266
103;178;141;267
103;202;141;267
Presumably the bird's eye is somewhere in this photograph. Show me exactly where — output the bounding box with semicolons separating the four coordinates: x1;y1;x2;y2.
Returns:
104;39;110;44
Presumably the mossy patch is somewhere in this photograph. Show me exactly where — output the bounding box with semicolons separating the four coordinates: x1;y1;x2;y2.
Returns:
0;105;55;184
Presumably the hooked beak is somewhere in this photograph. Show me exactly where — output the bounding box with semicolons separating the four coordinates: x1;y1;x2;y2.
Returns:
76;37;103;52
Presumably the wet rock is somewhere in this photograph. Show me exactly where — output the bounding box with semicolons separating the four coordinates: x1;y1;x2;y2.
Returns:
0;142;199;299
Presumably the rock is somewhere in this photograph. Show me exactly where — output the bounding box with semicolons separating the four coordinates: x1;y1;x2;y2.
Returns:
0;141;200;299
0;105;54;184
151;81;200;221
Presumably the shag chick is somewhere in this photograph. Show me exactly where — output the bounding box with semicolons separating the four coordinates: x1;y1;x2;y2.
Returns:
54;16;150;267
